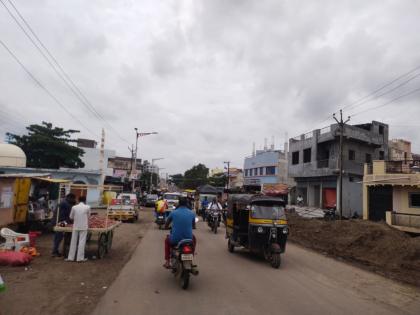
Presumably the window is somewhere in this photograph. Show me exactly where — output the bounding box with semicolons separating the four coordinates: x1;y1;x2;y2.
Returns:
409;193;420;208
245;169;249;177
379;125;384;135
266;166;276;175
259;167;264;175
303;148;311;163
379;151;385;160
292;151;299;165
365;153;372;163
349;150;355;161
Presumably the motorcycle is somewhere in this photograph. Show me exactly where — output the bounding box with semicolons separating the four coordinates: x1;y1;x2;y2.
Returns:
156;213;165;229
207;210;220;234
169;239;198;290
323;206;338;221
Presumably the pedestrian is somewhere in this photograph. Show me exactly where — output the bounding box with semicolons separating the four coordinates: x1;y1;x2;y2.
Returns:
51;193;76;257
66;196;91;262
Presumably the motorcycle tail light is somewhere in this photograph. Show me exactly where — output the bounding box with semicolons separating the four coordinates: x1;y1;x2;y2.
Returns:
182;245;193;254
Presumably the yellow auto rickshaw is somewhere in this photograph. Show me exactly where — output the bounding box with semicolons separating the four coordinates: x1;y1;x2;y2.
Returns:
226;194;289;268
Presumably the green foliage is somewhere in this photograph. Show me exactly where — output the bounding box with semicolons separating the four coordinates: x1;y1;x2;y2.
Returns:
208;174;226;187
182;163;209;189
140;171;159;191
7;122;85;169
169;173;184;188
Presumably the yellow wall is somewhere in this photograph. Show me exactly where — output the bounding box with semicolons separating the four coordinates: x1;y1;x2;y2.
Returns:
393;186;420;215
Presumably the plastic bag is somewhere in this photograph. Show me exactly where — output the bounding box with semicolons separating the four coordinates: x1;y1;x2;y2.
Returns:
0;251;32;266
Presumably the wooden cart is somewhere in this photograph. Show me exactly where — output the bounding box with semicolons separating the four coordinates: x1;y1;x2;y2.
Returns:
53;222;120;259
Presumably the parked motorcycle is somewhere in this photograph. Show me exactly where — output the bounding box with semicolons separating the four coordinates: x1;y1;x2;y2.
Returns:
207;210;220;234
323;207;338;221
169;239;198;290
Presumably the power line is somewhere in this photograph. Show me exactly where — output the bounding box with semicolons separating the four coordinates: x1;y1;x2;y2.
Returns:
346;72;420;114
342;63;420;111
1;0;130;144
351;86;420;117
0;39;99;138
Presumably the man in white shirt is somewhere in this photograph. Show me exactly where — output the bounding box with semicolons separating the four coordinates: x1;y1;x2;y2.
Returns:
66;196;91;262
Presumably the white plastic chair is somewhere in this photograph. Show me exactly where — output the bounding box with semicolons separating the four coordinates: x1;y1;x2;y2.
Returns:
0;228;30;251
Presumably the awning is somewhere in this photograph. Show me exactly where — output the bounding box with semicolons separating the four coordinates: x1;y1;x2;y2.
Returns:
33;177;71;183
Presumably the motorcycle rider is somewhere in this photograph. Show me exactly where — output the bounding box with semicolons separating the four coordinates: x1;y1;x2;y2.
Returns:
156;196;168;218
163;197;196;269
207;197;222;225
200;196;209;221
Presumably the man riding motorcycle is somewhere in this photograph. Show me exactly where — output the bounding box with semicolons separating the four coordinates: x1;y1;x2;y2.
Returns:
163;197;196;269
206;197;222;225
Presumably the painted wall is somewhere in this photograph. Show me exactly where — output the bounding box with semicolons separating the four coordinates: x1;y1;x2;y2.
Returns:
393;186;420;215
80;147;116;176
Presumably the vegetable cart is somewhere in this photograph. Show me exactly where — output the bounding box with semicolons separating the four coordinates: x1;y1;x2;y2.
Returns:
53;219;120;259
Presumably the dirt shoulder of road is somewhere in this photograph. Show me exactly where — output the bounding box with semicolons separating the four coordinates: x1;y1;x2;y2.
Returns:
0;208;154;315
287;213;420;288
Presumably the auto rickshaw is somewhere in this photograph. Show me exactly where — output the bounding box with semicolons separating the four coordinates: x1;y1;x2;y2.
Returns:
225;194;288;268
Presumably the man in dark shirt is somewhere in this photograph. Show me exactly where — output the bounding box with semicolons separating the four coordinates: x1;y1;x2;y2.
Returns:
51;193;76;257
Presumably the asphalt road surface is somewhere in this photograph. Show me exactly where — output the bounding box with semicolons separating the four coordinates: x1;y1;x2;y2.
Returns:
93;218;420;315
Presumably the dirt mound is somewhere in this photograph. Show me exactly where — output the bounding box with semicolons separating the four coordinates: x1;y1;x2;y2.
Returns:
288;214;420;287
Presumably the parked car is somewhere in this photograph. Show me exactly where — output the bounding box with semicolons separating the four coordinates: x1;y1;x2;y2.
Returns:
145;194;159;207
107;193;139;222
163;192;181;210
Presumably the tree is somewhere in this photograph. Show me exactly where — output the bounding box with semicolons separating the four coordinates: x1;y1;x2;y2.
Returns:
183;163;209;189
7;122;85;169
140;171;159;192
169;173;184;188
208;173;227;187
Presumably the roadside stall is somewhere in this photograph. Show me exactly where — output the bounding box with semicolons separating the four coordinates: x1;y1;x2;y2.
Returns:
53;215;120;259
0;173;70;229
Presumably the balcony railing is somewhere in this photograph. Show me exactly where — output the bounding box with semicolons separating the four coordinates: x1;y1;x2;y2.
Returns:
366;160;420;174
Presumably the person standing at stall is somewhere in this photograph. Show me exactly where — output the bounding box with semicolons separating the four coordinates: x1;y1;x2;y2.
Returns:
66;196;91;262
51;193;76;257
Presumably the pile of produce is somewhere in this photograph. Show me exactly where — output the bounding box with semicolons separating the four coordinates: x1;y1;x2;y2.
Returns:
65;216;118;229
88;216;118;229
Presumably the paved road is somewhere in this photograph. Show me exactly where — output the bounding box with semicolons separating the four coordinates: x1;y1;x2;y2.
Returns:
93;218;420;315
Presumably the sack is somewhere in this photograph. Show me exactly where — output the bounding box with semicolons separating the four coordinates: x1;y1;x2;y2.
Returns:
0;251;33;266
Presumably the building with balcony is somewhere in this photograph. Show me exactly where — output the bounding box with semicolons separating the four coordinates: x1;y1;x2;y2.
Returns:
288;121;389;216
243;148;287;189
363;160;420;233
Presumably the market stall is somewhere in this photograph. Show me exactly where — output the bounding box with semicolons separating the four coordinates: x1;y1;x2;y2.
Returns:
53;215;120;259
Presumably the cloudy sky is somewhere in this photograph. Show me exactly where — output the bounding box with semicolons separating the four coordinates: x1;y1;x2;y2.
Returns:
1;0;420;174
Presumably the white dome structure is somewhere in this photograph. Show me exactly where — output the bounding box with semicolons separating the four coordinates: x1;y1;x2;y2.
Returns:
0;143;27;167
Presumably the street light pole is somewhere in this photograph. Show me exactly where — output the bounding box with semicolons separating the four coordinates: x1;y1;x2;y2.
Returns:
132;128;158;193
333;110;350;220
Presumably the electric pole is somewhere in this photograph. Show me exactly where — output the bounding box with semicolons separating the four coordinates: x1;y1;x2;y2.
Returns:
132;128;158;192
333;109;350;220
224;161;231;191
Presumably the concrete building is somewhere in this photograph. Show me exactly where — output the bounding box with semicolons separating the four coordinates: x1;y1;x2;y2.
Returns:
389;139;412;161
288;121;389;217
77;138;116;176
0;143;26;167
226;168;244;188
107;156;142;178
363;160;420;233
243;148;288;189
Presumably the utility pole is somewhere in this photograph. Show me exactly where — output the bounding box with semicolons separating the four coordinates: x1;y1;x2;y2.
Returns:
333;109;350;220
224;161;231;191
132;128;158;193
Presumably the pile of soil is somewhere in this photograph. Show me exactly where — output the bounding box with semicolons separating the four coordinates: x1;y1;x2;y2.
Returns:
288;214;420;287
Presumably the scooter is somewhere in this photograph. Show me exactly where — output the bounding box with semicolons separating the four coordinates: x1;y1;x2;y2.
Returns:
323;206;338;221
169;239;198;290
